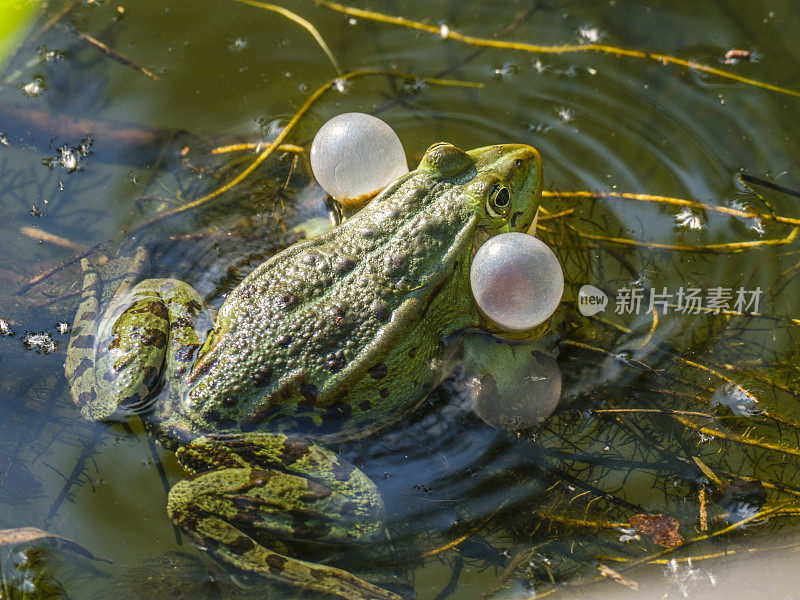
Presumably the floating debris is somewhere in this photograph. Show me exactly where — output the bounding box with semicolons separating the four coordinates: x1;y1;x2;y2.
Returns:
37;45;64;63
675;207;705;230
557;106;573;122
0;318;13;336
21;77;46;98
21;332;57;354
492;63;520;78
0;134;8;147
578;25;602;43
55;322;71;335
42;137;93;173
228;36;248;51
711;383;759;416
724;48;752;64
664;558;716;597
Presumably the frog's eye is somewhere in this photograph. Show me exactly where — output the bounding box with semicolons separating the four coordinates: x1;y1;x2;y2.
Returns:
419;142;473;178
486;184;511;218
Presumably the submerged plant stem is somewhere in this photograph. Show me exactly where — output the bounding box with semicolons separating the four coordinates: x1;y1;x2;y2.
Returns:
538;223;799;253
133;70;481;231
543;190;800;228
210;142;306;155
308;0;800;99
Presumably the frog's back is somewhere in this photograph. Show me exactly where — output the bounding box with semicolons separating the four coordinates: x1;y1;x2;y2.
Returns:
166;168;481;439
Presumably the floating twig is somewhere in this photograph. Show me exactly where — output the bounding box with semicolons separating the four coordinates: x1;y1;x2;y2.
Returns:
19;226;86;252
596;564;639;591
17;241;107;294
29;0;80;43
674;415;800;458
236;0;343;75
423;499;508;557
0;527;111;564
210;142;306;155
62;24;158;80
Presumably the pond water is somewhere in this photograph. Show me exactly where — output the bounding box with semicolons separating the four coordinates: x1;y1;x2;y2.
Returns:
1;1;799;598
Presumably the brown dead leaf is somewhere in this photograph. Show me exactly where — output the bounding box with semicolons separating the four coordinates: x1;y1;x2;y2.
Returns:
0;527;112;563
629;514;683;547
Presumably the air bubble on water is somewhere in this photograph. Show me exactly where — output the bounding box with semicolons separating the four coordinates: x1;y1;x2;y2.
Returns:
439;23;450;38
55;321;71;335
348;18;357;25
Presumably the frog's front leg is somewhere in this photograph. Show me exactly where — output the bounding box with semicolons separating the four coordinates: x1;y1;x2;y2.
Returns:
65;258;211;421
167;432;403;600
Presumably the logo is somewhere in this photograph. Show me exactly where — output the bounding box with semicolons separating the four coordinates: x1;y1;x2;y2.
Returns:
578;285;608;316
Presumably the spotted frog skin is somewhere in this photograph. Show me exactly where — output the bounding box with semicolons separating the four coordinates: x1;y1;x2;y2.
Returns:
65;142;543;599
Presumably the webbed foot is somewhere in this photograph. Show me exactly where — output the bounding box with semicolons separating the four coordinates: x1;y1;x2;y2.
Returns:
167;432;404;600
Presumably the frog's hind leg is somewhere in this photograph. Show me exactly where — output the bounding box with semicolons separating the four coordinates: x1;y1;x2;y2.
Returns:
65;258;104;418
167;433;404;600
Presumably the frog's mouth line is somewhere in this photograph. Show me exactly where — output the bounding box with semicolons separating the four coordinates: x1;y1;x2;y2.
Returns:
509;210;524;228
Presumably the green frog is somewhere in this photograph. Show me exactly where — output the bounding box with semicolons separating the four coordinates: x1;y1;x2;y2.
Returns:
65;142;545;599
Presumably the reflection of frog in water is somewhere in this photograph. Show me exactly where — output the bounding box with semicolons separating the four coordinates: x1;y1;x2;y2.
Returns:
65;142;551;599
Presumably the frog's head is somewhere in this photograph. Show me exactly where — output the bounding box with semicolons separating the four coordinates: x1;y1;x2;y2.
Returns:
417;142;543;248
